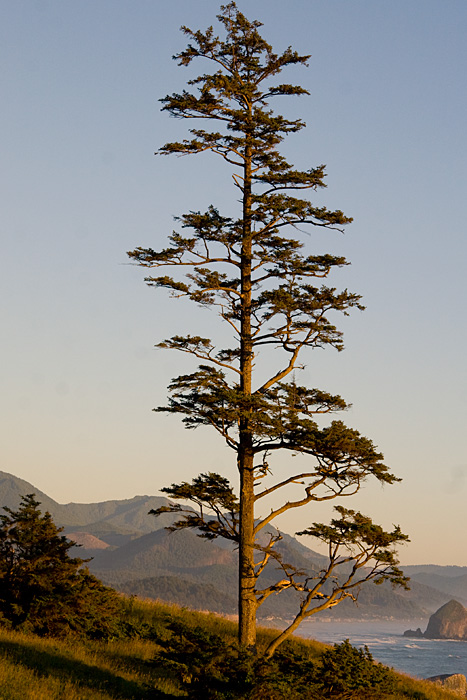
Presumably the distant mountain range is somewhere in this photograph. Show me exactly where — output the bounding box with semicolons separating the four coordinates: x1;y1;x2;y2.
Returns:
1;470;466;621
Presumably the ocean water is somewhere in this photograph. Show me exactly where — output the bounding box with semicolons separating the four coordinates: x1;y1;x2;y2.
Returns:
299;619;467;680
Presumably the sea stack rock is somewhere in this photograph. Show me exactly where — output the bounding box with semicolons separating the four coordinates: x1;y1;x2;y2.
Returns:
425;600;467;640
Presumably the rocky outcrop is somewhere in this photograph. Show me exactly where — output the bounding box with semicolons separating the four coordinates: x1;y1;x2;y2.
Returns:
426;673;467;697
404;600;467;640
425;600;467;640
403;627;424;638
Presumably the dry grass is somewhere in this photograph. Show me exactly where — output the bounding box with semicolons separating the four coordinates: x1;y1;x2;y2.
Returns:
0;598;462;700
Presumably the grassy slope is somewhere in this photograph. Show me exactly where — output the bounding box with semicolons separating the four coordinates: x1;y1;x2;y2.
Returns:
0;598;461;700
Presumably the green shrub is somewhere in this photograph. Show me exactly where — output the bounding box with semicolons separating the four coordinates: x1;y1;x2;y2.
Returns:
153;619;251;699
316;638;396;698
153;618;321;699
252;644;318;700
153;619;400;699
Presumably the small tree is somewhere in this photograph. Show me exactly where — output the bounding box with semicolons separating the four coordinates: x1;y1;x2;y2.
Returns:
0;494;120;637
317;639;396;698
129;3;408;652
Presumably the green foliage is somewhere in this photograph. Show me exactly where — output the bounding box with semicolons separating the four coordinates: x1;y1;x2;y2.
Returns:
153;616;444;700
0;495;121;639
316;639;396;699
154;619;253;699
252;644;318;700
297;506;410;590
154;617;320;699
152;472;240;541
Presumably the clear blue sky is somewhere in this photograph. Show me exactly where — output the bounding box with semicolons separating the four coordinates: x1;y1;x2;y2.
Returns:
1;1;466;565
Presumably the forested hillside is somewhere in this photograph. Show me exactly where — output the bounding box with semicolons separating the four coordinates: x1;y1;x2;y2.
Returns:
2;470;466;621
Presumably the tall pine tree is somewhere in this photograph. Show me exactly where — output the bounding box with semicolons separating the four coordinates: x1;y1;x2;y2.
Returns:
129;3;408;653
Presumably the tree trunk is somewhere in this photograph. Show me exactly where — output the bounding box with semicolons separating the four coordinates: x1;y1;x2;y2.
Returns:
238;448;257;649
238;132;256;649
